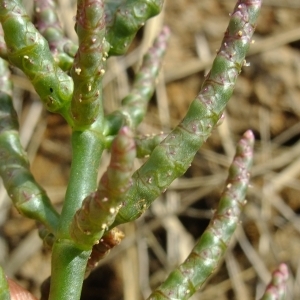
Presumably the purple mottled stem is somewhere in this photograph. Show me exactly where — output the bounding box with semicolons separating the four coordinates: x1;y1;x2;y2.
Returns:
0;0;73;116
114;0;261;225
148;130;254;300
104;26;170;136
33;0;77;71
261;264;289;300
70;127;136;249
70;0;110;128
0;57;59;233
105;0;164;55
135;132;168;158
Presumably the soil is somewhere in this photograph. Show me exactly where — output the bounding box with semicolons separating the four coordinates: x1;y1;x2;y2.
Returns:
1;0;300;299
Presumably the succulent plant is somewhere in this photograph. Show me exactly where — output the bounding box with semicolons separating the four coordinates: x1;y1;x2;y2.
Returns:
0;1;274;299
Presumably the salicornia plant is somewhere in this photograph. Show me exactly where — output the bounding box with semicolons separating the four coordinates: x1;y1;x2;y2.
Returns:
0;0;288;299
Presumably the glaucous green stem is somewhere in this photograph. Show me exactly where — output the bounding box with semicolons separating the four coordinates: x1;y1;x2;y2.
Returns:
104;26;170;136
50;127;133;299
261;264;289;300
0;57;59;232
114;0;261;225
49;128;105;300
70;127;136;249
135;132;168;158
70;0;110;129
40;228;124;300
57;130;105;239
0;0;73;119
105;0;164;56
49;1;113;297
33;0;76;71
49;240;91;300
148;130;254;299
0;266;10;300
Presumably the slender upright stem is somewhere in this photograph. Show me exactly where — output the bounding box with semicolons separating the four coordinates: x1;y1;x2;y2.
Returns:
70;127;136;250
70;0;109;129
49;129;104;300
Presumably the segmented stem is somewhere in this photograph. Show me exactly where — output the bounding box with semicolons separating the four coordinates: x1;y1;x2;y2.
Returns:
70;0;110;128
105;0;164;56
136;132;168;158
70;127;136;249
104;26;170;136
0;57;59;233
33;0;77;71
261;264;289;300
0;0;73;117
0;266;9;300
114;0;261;225
85;227;124;277
148;130;254;300
39;228;124;300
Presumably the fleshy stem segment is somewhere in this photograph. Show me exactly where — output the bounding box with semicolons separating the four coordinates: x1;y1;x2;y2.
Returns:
105;0;164;56
33;0;77;71
0;266;10;300
261;263;289;300
70;0;110;128
148;130;254;300
70;127;136;250
135;132;168;158
0;0;73;118
104;26;170;137
49;1;111;298
39;228;124;299
114;0;261;225
49;128;134;299
0;57;59;233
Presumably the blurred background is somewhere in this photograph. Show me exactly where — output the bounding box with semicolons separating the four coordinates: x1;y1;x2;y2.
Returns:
1;0;300;299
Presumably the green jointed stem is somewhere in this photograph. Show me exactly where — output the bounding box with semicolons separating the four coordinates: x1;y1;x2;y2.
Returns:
261;264;289;300
49;241;91;300
49;1;111;297
0;266;10;300
114;0;261;225
148;130;254;300
49;127;132;299
40;227;124;298
33;0;76;71
0;0;73;117
70;127;136;249
49;129;104;300
119;25;169;126
70;0;110;128
105;0;164;56
0;57;59;233
104;26;170;136
136;132;167;158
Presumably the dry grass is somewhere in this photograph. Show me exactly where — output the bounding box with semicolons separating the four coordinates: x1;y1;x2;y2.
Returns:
1;0;300;299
